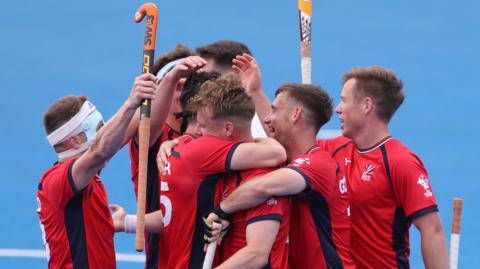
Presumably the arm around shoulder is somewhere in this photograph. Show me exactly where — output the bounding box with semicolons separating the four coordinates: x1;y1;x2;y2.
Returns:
230;138;286;171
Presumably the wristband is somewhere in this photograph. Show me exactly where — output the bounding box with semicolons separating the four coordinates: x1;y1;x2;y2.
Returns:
124;214;137;233
212;205;232;221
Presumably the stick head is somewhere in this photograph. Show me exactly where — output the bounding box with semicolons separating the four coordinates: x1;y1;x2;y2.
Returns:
134;3;158;53
134;3;158;23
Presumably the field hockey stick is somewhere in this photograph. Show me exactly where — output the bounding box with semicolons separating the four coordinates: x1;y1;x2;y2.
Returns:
134;2;158;252
202;222;222;269
298;0;312;84
449;198;463;269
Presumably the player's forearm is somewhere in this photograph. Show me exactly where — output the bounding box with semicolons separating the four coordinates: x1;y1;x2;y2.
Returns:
149;75;176;144
249;91;272;136
145;210;164;234
90;99;138;160
421;226;448;269
221;179;269;214
216;246;269;269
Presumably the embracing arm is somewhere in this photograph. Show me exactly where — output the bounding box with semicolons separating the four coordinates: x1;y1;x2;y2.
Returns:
221;168;305;214
413;212;448;269
229;138;286;171
216;220;280;269
72;74;156;191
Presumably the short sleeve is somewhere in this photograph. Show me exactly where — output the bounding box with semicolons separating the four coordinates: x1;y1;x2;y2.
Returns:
245;196;290;225
182;136;242;175
285;151;337;198
391;153;438;220
41;160;77;208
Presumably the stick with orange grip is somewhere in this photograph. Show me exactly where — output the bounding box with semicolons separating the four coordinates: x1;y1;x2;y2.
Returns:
134;2;158;252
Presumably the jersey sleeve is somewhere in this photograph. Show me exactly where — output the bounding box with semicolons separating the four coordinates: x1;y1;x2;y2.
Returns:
182;136;242;175
285;152;337;198
245;196;290;225
41;159;77;208
391;153;438;220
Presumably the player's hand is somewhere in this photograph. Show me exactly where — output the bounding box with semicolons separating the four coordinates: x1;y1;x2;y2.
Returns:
165;56;207;82
157;138;180;172
109;204;127;232
128;73;157;108
232;54;262;95
202;212;231;251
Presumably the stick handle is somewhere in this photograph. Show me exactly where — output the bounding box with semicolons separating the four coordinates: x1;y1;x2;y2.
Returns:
134;2;158;252
298;0;312;84
135;118;151;251
449;198;463;269
202;222;222;269
300;43;311;84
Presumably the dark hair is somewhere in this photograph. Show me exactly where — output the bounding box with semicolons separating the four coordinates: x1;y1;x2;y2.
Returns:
43;95;87;135
275;83;333;133
177;71;221;133
152;44;193;75
342;66;404;122
188;73;254;122
195;40;252;69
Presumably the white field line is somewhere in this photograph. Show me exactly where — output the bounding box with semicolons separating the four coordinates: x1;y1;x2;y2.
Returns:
0;248;143;262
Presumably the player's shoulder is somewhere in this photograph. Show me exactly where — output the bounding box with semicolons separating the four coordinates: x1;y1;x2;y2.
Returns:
289;148;336;174
310;147;337;168
39;159;74;185
317;136;353;154
384;138;425;169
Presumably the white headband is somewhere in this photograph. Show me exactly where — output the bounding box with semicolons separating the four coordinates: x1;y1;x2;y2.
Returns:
155;58;185;84
47;101;97;146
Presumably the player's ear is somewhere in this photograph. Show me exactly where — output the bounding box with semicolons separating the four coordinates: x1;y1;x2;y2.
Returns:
65;133;86;149
363;96;374;115
292;106;302;124
223;121;234;137
176;78;186;92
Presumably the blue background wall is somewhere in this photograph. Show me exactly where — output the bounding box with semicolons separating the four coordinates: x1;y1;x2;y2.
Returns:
1;0;478;267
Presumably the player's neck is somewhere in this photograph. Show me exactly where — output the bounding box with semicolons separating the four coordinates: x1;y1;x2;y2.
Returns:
353;121;390;149
166;113;181;133
285;133;317;161
233;128;254;142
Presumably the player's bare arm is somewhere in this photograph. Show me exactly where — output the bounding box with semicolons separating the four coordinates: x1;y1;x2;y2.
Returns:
233;54;272;136
205;168;304;242
71;73;157;191
110;204;164;234
413;212;448;269
216;220;280;269
230;138;286;170
148;56;207;144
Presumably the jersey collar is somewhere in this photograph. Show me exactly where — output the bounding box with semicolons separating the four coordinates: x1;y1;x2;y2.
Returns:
357;136;393;154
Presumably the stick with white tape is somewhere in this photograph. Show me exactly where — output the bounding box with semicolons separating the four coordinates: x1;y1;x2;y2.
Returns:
298;0;312;84
202;222;222;269
449;198;463;269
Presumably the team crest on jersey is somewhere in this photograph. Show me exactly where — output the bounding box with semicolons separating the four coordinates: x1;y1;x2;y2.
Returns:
361;164;375;181
292;157;310;167
417;174;433;197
